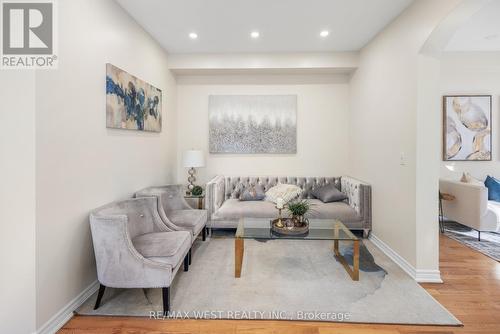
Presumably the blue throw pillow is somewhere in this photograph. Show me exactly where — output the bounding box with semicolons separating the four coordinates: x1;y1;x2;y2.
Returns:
484;175;500;202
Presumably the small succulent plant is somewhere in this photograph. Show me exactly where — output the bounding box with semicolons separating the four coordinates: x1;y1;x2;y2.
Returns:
191;185;203;196
286;199;312;217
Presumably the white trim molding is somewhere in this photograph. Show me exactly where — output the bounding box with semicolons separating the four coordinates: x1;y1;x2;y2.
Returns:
369;234;442;283
415;269;443;283
37;280;99;334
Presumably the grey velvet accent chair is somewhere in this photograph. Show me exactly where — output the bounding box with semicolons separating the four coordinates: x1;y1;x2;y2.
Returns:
89;197;191;314
135;185;208;244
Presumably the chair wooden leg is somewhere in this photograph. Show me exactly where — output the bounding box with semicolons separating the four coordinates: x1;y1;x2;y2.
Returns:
184;254;189;271
94;284;106;310
202;227;206;241
188;248;192;265
162;287;170;315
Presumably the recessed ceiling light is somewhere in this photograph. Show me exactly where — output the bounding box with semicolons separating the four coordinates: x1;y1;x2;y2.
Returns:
189;32;198;39
250;31;260;39
320;30;329;37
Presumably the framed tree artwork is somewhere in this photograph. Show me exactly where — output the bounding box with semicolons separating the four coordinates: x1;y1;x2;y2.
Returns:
209;95;297;154
443;95;492;161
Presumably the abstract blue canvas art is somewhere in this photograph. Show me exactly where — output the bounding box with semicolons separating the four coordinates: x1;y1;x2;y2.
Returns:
106;63;162;132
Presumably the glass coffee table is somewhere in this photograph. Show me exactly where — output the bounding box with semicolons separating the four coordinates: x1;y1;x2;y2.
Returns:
235;217;360;281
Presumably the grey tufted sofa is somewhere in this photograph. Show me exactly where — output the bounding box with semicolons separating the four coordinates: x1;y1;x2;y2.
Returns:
206;176;372;238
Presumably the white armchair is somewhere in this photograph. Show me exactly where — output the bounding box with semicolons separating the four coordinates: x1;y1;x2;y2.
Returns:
439;179;500;240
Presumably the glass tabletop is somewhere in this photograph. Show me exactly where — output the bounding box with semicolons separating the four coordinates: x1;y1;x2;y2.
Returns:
236;217;357;241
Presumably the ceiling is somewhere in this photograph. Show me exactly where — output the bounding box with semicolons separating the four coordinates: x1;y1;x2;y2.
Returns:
446;1;500;51
116;0;413;54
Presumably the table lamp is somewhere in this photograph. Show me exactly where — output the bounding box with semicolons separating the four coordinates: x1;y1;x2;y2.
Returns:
183;150;205;194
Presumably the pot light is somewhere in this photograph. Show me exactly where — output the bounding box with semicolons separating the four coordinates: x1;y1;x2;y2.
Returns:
251;31;260;39
320;30;329;37
189;32;198;39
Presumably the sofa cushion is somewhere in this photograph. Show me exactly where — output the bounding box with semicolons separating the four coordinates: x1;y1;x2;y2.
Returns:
213;198;361;223
239;184;266;201
213;199;277;220
168;209;207;237
307;199;361;222
133;231;191;267
311;183;348;203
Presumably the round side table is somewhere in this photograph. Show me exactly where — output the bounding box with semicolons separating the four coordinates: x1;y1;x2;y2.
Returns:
439;192;455;233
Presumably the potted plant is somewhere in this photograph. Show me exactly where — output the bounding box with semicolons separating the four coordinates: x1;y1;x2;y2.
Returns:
191;185;203;196
286;199;312;226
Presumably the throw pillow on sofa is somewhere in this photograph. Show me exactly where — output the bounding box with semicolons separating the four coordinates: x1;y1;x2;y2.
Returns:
311;183;347;203
265;184;302;204
485;175;500;202
239;184;266;201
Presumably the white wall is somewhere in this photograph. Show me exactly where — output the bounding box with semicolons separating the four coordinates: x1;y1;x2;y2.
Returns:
0;72;36;334
440;52;500;181
176;75;351;184
35;0;177;330
349;0;461;274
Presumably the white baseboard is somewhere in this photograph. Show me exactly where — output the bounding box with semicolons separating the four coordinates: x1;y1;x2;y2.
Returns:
415;269;443;283
37;280;99;334
368;234;442;283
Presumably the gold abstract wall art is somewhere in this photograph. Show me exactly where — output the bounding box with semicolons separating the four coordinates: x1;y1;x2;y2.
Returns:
443;95;491;161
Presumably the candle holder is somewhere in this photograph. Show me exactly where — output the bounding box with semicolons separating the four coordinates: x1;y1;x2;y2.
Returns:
270;203;309;236
275;206;284;228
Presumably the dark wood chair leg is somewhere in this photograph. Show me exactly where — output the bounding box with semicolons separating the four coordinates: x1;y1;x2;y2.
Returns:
184;254;189;271
188;248;192;265
94;284;106;310
439;196;445;233
478;231;481;241
202;227;206;241
162;287;170;315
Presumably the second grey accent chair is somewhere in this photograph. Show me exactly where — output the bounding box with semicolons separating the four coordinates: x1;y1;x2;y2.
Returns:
135;185;208;243
89;197;191;314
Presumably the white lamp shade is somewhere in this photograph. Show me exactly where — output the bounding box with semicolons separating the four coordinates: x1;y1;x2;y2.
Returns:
183;150;205;168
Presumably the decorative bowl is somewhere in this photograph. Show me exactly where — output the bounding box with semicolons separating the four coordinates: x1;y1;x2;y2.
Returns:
270;218;309;236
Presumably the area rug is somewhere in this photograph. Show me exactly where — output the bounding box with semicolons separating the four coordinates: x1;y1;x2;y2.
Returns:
78;238;460;325
444;221;500;261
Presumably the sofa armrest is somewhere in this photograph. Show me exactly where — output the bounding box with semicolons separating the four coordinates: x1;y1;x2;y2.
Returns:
206;175;225;223
439;179;492;231
89;214;172;288
341;176;372;229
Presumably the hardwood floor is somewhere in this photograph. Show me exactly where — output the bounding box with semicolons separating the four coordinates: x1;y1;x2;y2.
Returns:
59;235;500;334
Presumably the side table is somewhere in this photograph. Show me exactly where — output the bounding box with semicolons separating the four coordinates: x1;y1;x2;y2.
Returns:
185;194;209;238
439;191;455;233
184;194;205;210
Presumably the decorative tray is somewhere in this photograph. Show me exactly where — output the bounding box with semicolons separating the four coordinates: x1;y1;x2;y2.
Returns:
270;218;309;236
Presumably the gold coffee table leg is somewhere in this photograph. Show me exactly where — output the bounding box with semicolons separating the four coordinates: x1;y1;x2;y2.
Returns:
235;237;244;278
334;239;359;281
